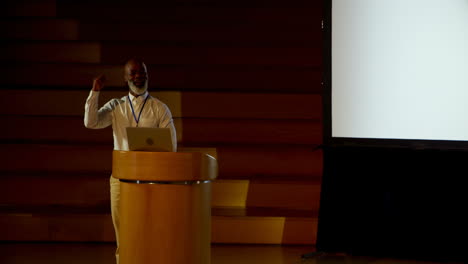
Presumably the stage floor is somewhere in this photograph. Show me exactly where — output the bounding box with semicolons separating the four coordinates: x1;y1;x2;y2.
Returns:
0;242;462;264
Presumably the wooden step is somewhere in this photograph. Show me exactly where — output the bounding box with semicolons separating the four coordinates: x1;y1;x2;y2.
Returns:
0;173;110;207
0;115;180;145
0;174;321;211
216;145;322;179
0;41;101;63
0;144;113;174
102;44;320;67
57;0;316;8
57;2;320;25
0;17;321;46
0;63;322;92
0;116;115;144
0;144;322;179
0;41;319;66
211;180;321;210
0;89;321;120
4;0;56;17
0;206;115;242
0;89;181;117
78;21;321;45
212;210;317;244
0;116;321;145
178;92;321;119
0;206;316;244
180;118;322;145
0;19;79;41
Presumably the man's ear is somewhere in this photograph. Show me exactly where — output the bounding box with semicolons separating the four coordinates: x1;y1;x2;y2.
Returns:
123;65;129;82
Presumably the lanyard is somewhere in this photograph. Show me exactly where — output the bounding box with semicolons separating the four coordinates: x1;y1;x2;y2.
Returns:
128;94;150;127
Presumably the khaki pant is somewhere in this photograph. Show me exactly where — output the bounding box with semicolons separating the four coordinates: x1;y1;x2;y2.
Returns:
110;176;121;264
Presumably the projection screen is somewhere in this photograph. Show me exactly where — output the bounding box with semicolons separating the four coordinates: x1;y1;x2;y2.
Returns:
329;0;468;148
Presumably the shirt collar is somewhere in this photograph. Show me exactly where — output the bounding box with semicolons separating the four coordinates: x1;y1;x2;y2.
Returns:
128;91;149;103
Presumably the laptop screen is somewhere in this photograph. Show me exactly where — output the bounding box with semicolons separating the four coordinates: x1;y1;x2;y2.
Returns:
126;127;174;152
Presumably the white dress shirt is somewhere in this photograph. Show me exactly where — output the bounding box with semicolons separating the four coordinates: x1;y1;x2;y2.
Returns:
84;90;177;151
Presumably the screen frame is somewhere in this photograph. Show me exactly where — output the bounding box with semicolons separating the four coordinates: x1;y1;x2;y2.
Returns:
323;0;468;151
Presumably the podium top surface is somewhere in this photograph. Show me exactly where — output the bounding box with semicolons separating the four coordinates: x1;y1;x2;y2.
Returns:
112;150;218;181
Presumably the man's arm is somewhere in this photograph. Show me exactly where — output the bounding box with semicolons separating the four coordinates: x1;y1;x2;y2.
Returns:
84;75;113;129
159;104;177;152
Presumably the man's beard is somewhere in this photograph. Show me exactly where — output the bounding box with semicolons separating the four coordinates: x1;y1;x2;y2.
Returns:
128;80;148;96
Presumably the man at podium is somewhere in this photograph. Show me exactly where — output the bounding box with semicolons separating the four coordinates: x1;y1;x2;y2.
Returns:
84;58;177;263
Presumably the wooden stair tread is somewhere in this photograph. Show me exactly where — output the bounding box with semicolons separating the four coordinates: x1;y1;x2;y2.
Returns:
101;44;320;66
0;41;320;66
1;42;101;63
57;3;320;24
0;63;322;92
0;116;322;145
57;0;317;7
0;171;320;181
212;207;317;218
0;89;321;119
0;204;316;218
0;204;110;215
0;18;79;41
0;208;317;244
1;172;321;211
5;0;57;17
78;21;320;42
0;143;322;178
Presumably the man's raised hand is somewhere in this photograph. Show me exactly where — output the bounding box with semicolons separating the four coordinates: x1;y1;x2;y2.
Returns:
92;74;106;91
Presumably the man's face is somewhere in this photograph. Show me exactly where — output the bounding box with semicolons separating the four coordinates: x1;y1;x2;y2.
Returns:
125;61;148;88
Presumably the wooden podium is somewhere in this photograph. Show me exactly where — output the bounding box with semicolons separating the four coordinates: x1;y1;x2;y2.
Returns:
112;150;218;264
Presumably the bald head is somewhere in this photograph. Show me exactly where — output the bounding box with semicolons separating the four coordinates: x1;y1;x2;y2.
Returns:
124;58;148;96
125;58;146;70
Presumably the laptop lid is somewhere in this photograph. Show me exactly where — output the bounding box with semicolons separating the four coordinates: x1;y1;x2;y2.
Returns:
126;127;174;152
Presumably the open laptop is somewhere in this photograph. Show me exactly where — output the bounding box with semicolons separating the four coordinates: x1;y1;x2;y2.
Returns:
126;127;174;152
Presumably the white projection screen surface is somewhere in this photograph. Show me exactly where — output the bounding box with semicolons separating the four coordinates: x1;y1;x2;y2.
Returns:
331;0;468;143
